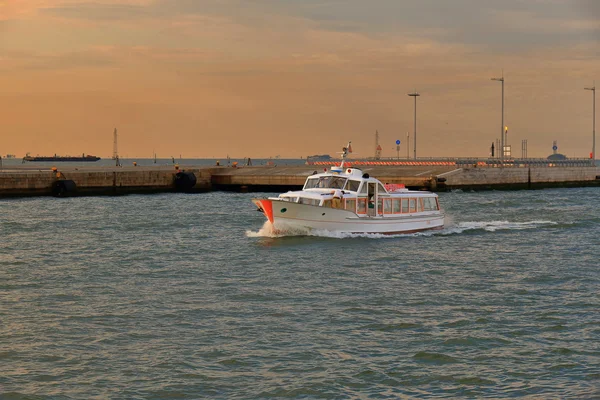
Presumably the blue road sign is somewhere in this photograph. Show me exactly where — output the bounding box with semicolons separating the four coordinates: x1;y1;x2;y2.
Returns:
396;140;401;145
552;145;558;151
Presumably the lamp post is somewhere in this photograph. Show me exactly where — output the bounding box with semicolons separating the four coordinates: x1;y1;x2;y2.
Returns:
408;91;420;160
491;74;505;164
584;83;596;166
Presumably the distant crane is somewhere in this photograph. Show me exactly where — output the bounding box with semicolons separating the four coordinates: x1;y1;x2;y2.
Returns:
375;130;382;160
112;128;118;160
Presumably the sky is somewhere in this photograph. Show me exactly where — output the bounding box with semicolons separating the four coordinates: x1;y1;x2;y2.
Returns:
0;0;598;159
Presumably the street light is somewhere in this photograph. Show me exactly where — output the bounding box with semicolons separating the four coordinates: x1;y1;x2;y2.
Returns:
408;91;420;160
491;74;505;164
584;83;596;166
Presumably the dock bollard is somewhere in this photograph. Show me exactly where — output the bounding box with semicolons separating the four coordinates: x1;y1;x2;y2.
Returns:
51;180;77;197
51;166;64;179
173;171;197;192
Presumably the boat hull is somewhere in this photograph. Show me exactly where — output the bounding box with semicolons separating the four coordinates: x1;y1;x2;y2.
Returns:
253;199;444;234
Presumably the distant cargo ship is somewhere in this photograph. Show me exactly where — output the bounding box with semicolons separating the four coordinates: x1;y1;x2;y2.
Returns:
306;154;332;161
23;153;101;162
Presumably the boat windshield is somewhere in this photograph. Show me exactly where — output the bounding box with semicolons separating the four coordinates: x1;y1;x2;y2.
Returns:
304;176;347;190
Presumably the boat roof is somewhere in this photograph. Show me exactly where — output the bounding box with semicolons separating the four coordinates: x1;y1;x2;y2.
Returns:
284;143;435;198
297;164;435;196
308;165;366;180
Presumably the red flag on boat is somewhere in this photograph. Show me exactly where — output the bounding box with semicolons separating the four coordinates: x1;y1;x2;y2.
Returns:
348;144;353;153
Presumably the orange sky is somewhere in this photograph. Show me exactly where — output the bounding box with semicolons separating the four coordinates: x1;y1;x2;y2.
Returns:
1;0;598;158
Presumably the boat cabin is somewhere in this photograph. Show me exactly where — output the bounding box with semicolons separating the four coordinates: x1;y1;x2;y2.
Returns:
277;166;440;217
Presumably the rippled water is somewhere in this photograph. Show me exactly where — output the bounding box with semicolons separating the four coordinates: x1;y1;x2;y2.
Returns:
1;188;599;398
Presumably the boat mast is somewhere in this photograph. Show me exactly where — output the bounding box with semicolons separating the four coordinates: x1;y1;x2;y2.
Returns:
340;141;351;169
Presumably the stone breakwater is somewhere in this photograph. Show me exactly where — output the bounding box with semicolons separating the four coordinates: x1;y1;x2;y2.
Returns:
0;165;599;197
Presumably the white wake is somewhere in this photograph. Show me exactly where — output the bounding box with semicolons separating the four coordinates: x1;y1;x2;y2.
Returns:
246;220;558;239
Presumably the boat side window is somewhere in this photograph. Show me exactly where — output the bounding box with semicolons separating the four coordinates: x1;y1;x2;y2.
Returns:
345;199;356;212
359;183;368;194
401;198;409;213
393;199;401;214
384;199;393;214
377;199;383;215
409;198;417;213
424;197;436;211
423;197;431;211
417;198;424;212
304;178;318;190
299;197;319;206
322;199;332;208
357;198;367;214
345;180;361;192
377;183;387;194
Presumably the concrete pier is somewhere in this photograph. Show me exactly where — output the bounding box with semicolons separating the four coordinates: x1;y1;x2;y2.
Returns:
443;165;600;190
210;165;454;192
0;166;212;197
0;164;599;198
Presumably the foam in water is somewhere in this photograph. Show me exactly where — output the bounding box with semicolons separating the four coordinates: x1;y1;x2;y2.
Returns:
245;221;312;238
246;220;558;239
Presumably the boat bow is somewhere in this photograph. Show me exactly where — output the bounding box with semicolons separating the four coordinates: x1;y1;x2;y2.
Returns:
253;198;274;223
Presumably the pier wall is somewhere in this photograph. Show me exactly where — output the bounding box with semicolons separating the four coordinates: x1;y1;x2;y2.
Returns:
1;165;598;198
0;171;56;196
0;167;212;197
446;166;600;190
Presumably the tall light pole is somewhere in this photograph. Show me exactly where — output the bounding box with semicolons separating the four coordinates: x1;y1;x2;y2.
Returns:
584;83;596;166
491;74;504;164
408;91;420;160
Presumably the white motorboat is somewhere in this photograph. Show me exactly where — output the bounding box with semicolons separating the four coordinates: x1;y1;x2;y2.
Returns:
252;143;445;235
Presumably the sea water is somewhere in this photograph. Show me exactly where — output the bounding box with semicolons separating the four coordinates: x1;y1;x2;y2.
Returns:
0;188;599;398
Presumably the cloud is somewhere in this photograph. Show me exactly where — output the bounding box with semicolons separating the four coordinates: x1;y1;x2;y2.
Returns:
0;44;233;73
149;0;600;52
42;3;151;20
0;0;154;21
1;0;599;157
0;48;115;72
